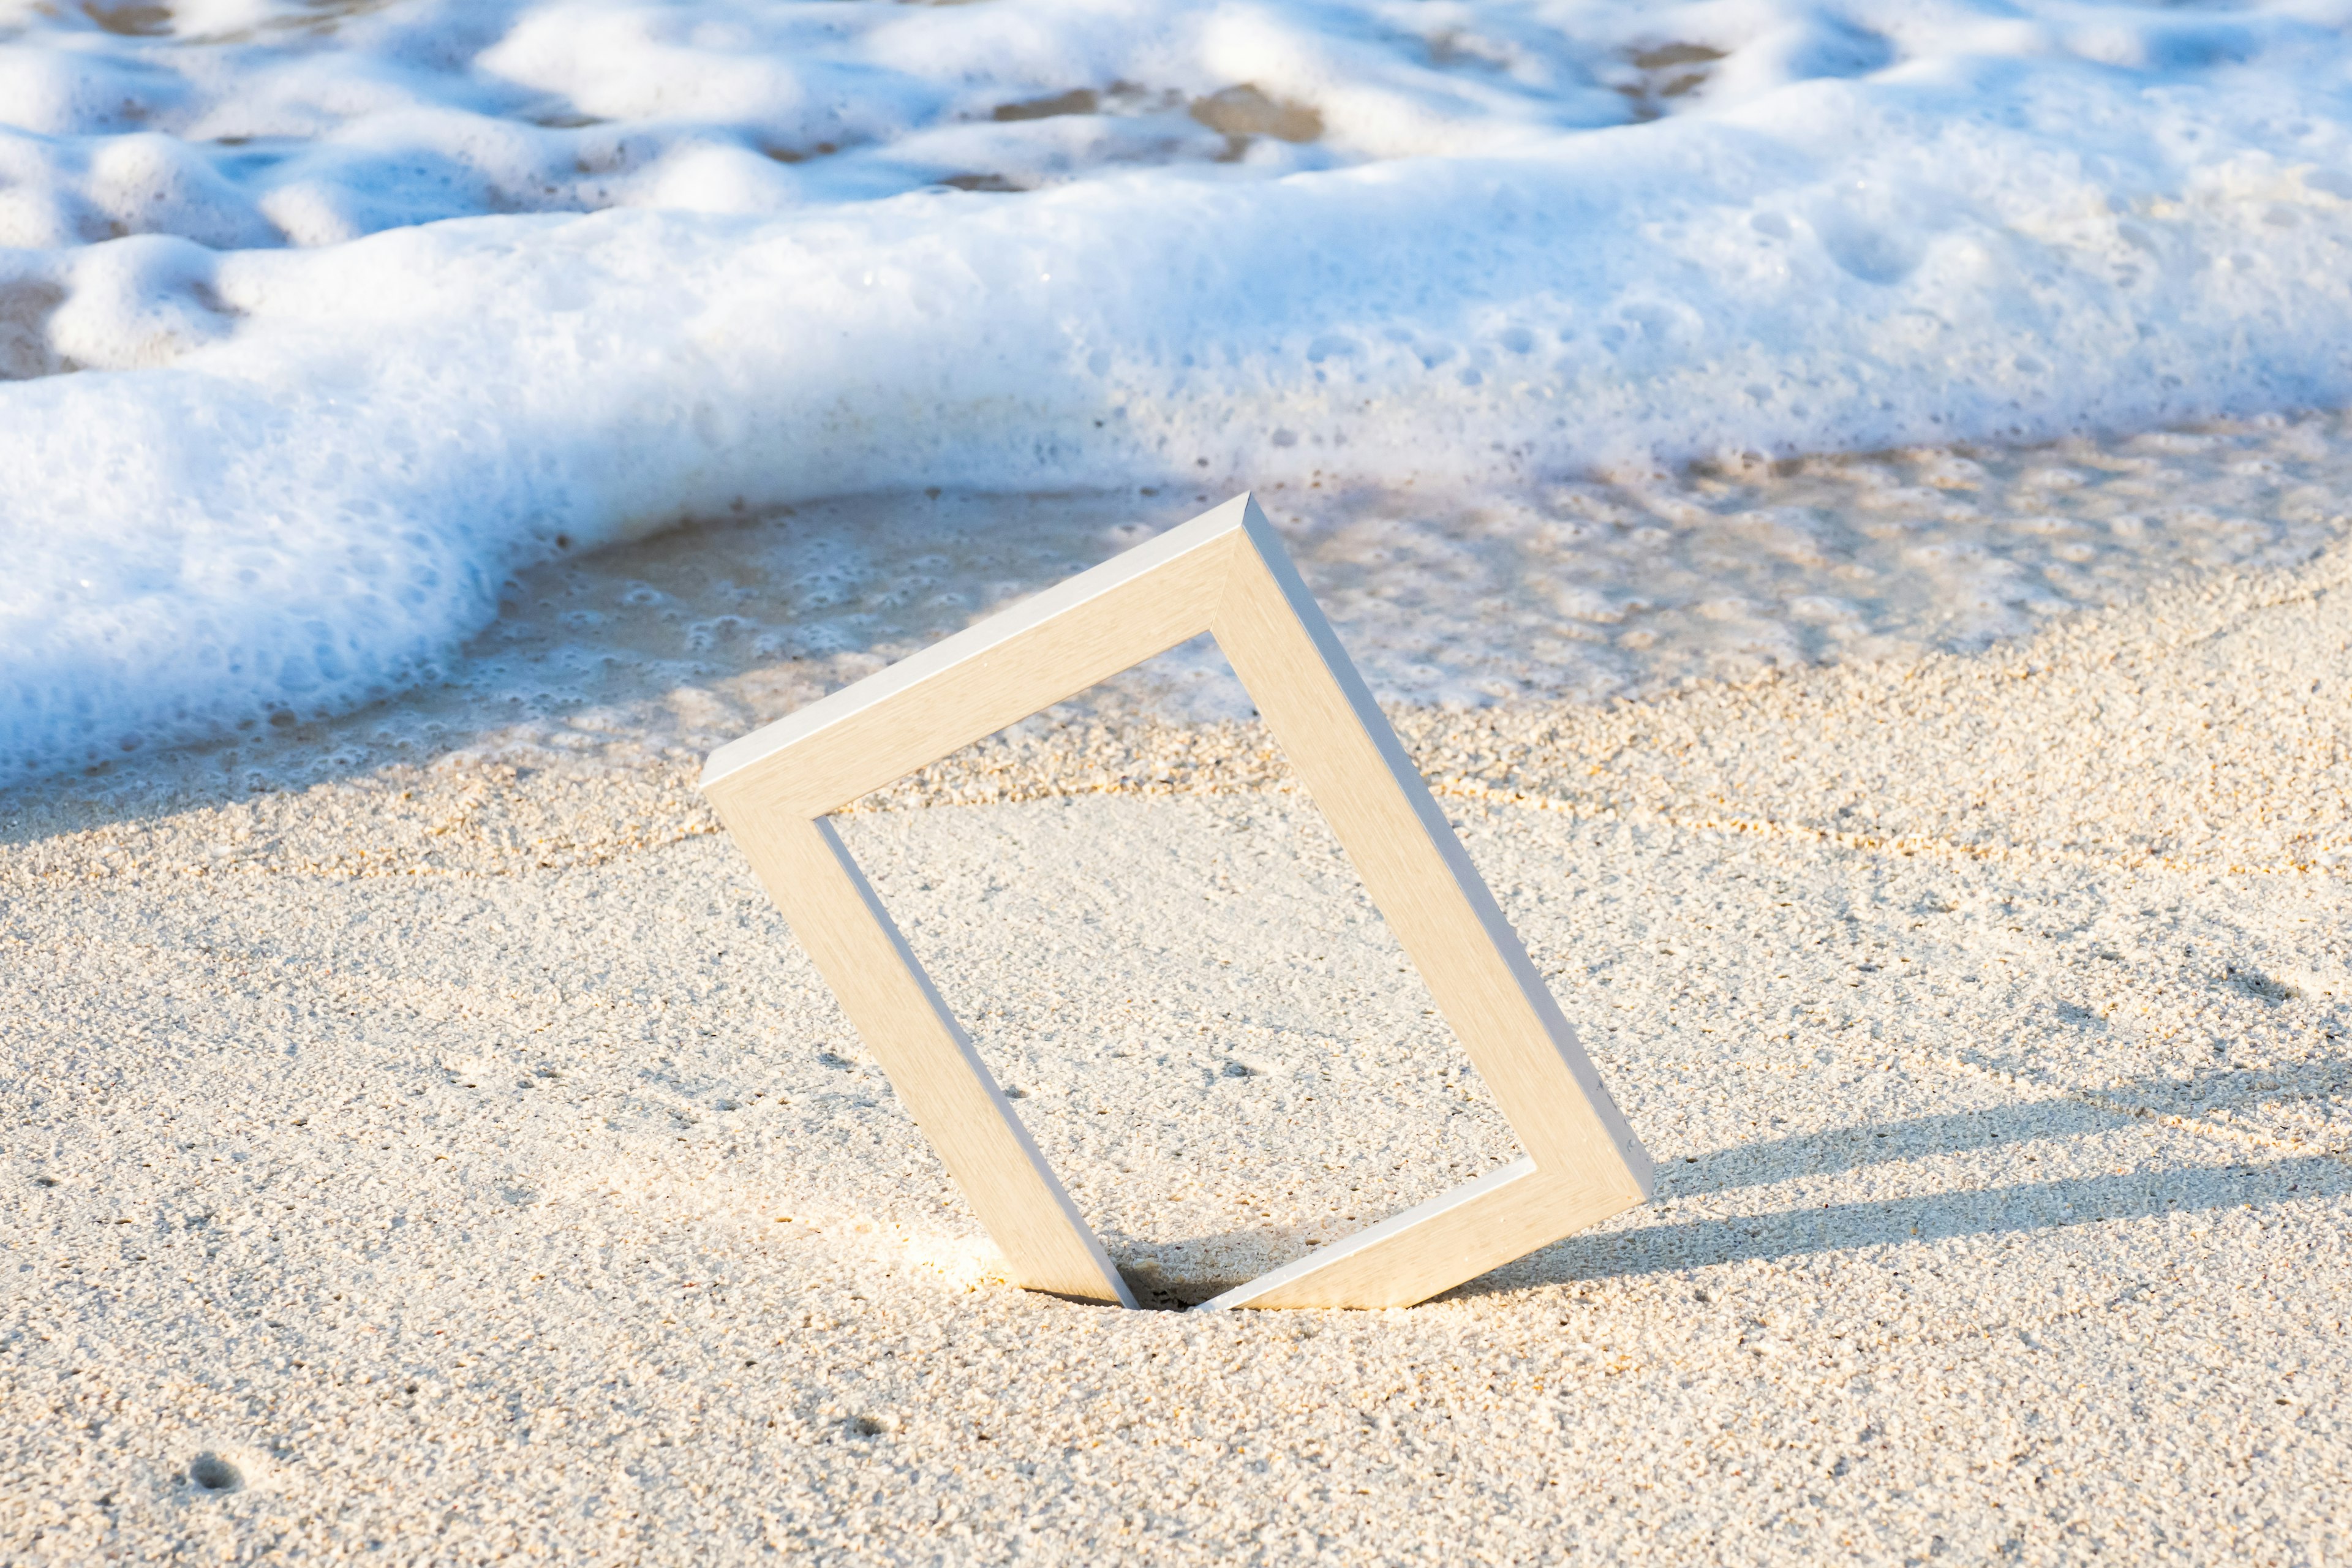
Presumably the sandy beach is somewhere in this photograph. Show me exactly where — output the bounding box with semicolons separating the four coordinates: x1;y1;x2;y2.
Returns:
10;2;2352;1559
5;542;2349;1562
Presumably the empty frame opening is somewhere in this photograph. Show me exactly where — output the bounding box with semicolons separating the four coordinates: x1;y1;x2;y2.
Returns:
831;674;1526;1306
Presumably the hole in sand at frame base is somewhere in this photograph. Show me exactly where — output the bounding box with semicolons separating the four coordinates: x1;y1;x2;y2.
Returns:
186;1452;244;1493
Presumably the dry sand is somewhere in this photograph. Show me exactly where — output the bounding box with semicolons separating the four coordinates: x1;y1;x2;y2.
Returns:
5;546;2351;1563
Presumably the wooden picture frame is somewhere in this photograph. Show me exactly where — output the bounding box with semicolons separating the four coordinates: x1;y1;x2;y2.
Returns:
699;495;1653;1310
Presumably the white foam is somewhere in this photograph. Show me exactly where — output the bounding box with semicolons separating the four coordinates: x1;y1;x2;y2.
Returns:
6;0;2352;777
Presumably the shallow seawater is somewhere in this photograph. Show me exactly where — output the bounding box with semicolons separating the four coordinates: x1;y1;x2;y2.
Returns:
67;408;2346;801
13;2;2352;779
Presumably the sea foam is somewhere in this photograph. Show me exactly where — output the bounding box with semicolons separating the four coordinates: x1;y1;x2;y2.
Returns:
5;0;2352;778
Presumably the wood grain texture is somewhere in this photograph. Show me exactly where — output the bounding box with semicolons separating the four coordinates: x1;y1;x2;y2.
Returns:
702;496;1246;816
1193;1160;1643;1311
1185;501;1651;1309
705;805;1133;1305
698;492;1652;1311
1212;501;1653;1193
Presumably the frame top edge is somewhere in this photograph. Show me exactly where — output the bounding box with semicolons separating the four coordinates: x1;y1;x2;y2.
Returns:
698;492;1254;792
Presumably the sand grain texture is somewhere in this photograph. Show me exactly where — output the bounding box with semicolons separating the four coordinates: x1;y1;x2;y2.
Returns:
5;551;2351;1563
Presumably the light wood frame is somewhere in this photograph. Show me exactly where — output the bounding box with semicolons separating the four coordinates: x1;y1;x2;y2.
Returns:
699;495;1653;1310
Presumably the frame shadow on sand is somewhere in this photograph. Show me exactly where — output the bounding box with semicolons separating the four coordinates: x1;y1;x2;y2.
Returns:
1453;1084;2346;1300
